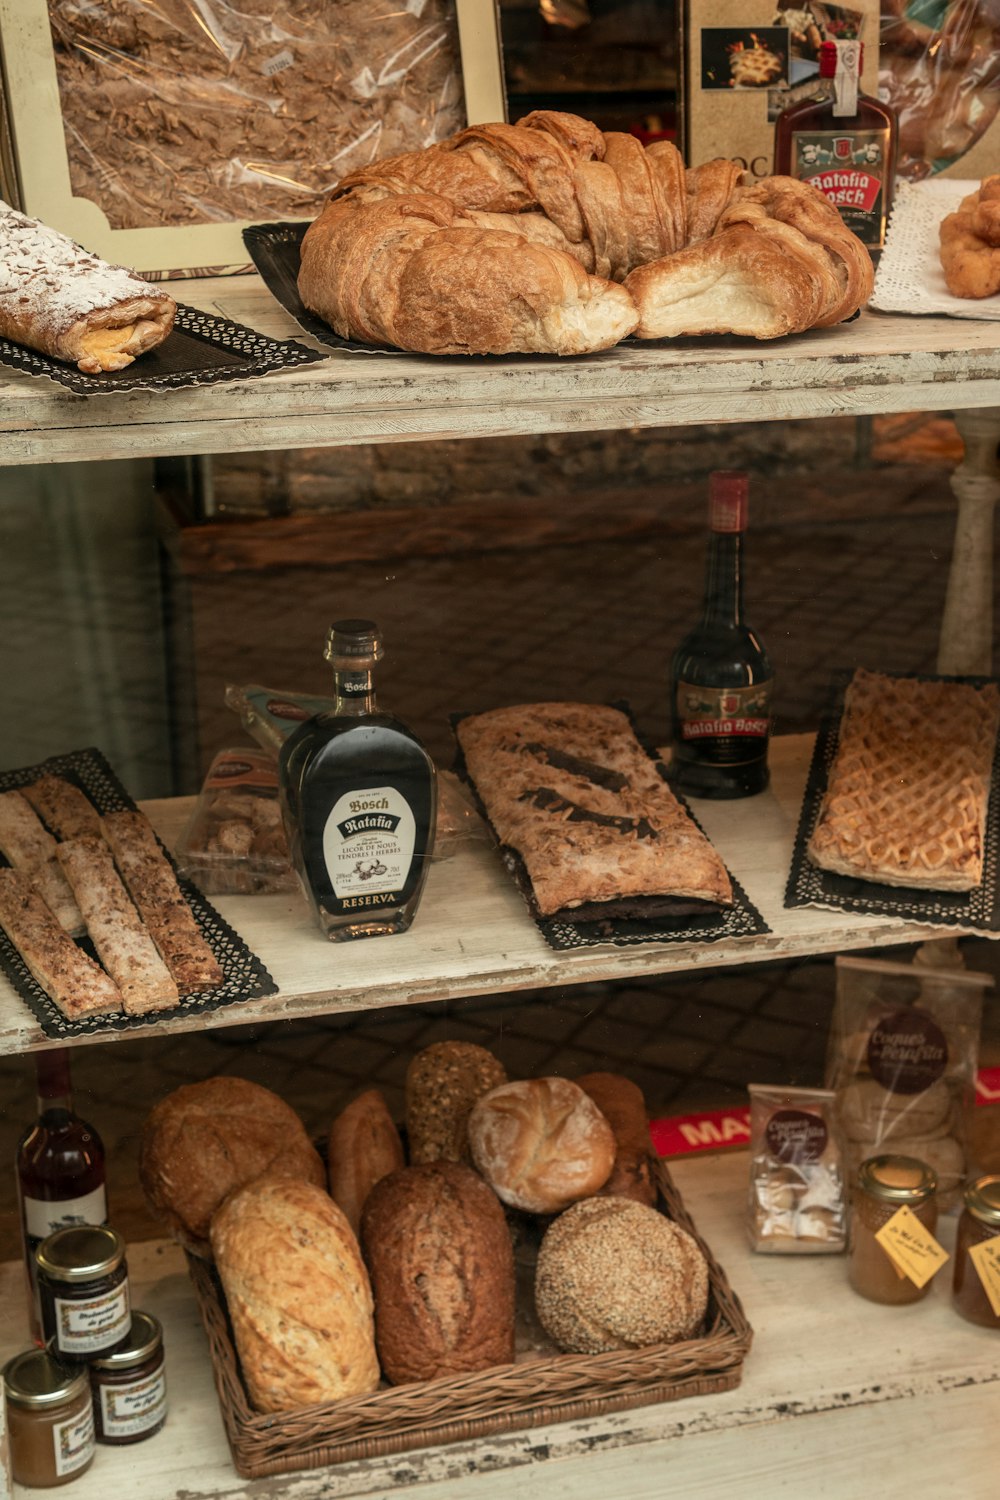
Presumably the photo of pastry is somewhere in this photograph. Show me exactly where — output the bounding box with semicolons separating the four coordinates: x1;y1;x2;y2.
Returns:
772;3;864;80
701;28;790;90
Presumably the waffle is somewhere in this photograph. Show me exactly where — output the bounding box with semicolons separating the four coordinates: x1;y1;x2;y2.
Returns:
807;669;1000;891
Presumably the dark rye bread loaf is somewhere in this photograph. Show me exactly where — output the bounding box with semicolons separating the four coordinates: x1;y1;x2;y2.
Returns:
360;1161;515;1385
575;1072;657;1207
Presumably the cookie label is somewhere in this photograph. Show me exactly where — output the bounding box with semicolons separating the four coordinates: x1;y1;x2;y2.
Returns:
764;1108;828;1164
867;1007;948;1094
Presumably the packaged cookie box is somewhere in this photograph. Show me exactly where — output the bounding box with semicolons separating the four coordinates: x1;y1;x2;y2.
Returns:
175;748;298;897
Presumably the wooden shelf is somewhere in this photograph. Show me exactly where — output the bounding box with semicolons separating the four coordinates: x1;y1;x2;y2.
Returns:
0;735;984;1057
3;279;1000;468
1;1150;995;1500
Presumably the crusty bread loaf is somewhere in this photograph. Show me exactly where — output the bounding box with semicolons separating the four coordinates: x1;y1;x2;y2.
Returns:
405;1041;507;1165
211;1175;380;1412
575;1072;657;1207
360;1161;515;1385
327;1088;405;1235
467;1076;616;1214
139;1076;325;1257
535;1196;710;1354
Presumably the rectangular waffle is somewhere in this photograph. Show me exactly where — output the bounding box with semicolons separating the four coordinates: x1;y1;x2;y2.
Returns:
806;668;1000;891
455;702;733;920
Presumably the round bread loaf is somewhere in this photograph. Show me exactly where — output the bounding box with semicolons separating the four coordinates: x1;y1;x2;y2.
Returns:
575;1071;656;1207
535;1196;710;1354
361;1161;515;1385
211;1175;380;1412
139;1076;325;1257
467;1076;616;1213
327;1088;405;1236
405;1040;507;1164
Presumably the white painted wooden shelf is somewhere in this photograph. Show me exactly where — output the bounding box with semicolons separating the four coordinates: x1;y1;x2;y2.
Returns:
1;1150;995;1500
2;278;1000;466
0;735;983;1057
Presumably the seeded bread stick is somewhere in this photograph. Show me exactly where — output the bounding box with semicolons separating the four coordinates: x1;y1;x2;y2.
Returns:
0;790;84;933
23;774;103;841
0;868;121;1020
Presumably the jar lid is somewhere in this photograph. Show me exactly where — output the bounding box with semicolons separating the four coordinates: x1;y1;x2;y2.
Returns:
858;1154;938;1204
89;1310;163;1371
3;1349;89;1408
36;1224;126;1282
964;1174;1000;1226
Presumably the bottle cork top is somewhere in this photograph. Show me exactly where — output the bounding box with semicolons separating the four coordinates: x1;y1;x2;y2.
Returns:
819;39;863;78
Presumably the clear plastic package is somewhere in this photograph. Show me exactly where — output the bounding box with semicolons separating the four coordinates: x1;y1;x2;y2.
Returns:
746;1084;847;1253
175;748;299;896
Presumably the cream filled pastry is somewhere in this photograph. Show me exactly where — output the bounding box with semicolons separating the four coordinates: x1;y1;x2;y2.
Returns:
0;200;176;373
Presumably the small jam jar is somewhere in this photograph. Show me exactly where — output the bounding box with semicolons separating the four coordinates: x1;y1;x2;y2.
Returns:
952;1174;1000;1329
36;1223;131;1361
848;1154;939;1305
90;1309;168;1444
3;1348;95;1487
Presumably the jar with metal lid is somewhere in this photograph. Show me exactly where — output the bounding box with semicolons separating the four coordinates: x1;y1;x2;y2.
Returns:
90;1309;168;1444
849;1154;938;1305
952;1174;1000;1329
37;1223;131;1361
2;1348;95;1487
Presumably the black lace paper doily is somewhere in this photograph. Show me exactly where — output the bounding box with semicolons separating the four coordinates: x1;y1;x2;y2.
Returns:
784;669;1000;932
0;301;325;394
244;222;396;354
0;749;277;1039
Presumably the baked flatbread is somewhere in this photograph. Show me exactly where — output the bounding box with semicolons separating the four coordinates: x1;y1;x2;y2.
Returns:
0;868;121;1019
0;790;83;933
807;668;1000;891
456;702;732;918
23;774;103;841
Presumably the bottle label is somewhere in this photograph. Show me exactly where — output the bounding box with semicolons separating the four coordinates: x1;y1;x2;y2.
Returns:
324;785;416;904
53;1282;131;1355
99;1365;168;1438
789;128;889;245
675;680;772;765
23;1186;108;1243
53;1402;95;1477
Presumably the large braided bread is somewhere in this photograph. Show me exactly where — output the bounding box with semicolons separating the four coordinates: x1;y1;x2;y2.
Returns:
298;110;873;356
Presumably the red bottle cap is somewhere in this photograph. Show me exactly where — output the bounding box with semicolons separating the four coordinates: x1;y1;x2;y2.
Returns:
708;470;748;532
819;39;863;78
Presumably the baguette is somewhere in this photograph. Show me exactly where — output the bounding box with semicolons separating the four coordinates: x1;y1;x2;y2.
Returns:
0;868;121;1020
327;1089;405;1235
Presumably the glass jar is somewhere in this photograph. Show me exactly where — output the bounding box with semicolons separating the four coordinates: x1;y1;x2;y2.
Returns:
2;1348;95;1487
849;1154;938;1305
90;1309;168;1444
36;1223;130;1361
952;1174;1000;1329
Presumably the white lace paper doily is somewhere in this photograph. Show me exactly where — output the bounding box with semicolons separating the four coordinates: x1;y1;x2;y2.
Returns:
871;178;1000;321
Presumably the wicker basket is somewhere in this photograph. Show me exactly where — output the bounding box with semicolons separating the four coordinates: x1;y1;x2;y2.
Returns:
187;1159;752;1479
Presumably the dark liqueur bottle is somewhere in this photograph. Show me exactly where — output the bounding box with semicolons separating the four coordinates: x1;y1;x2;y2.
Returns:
16;1048;107;1343
278;619;438;941
667;470;773;799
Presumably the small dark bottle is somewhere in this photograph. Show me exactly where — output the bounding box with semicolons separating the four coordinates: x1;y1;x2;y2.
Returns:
16;1049;107;1345
667;471;773;800
774;38;897;259
279;619;438;941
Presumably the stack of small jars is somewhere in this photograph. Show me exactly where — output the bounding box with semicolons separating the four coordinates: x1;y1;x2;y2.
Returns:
2;1223;167;1488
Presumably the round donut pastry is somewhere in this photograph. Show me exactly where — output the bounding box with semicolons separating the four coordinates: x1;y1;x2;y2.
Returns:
405;1040;508;1165
467;1076;616;1214
839;1076;952;1143
139;1076;325;1257
535;1196;710;1353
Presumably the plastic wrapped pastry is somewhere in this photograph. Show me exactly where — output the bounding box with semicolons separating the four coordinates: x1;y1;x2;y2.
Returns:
0;200;176;373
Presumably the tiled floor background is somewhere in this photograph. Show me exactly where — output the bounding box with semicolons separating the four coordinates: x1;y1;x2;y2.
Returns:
0;419;999;1264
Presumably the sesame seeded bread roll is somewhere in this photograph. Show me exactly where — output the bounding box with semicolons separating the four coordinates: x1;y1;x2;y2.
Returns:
405;1041;507;1164
467;1076;616;1214
535;1196;710;1354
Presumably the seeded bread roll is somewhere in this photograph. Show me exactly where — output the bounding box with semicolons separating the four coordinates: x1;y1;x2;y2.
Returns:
211;1175;380;1412
405;1041;507;1164
467;1076;616;1214
575;1071;657;1207
327;1088;405;1235
360;1161;515;1385
535;1196;710;1354
139;1076;326;1257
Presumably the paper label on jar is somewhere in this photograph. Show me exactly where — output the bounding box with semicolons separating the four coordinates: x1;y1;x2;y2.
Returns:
54;1282;130;1355
875;1206;950;1288
969;1238;1000;1317
99;1365;168;1438
53;1401;95;1477
324;786;415;901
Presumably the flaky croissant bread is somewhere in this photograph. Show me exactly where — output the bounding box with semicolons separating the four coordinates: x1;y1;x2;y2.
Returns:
298;110;873;356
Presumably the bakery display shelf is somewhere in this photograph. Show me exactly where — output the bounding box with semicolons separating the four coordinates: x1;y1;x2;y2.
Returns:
2;275;1000;467
1;1150;995;1500
0;735;980;1058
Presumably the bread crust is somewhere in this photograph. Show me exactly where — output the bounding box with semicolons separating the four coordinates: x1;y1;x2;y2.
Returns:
327;1088;405;1235
467;1076;616;1214
575;1072;657;1207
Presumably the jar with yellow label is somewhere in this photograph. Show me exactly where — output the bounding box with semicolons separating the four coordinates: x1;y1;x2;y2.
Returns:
36;1223;130;1361
2;1348;95;1487
952;1174;1000;1329
90;1309;168;1444
849;1154;938;1305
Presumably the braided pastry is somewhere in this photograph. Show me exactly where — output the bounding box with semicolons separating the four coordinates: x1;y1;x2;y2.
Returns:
298;110;873;356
